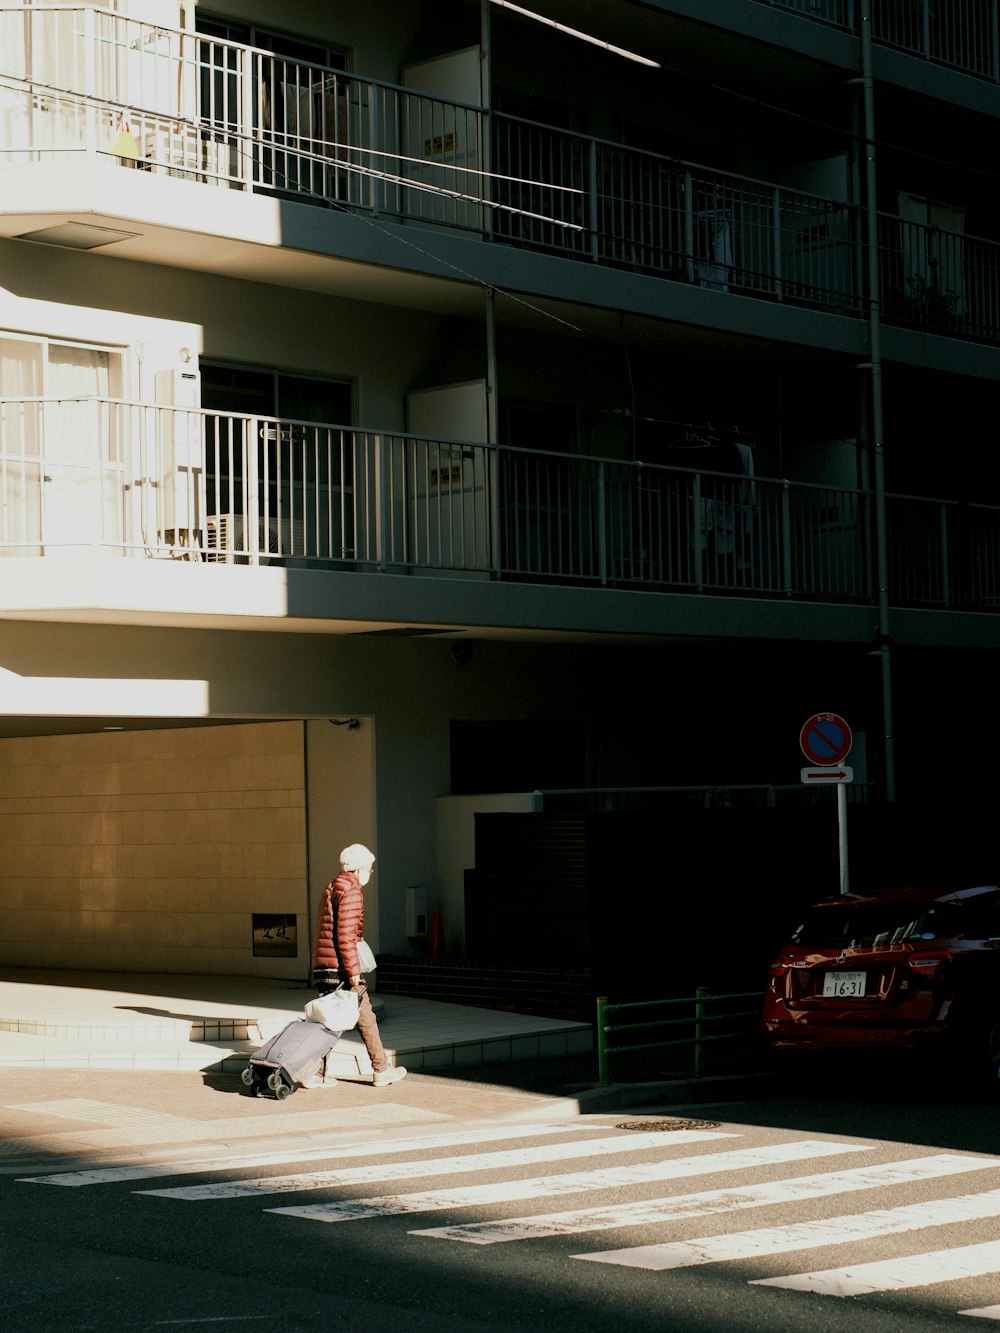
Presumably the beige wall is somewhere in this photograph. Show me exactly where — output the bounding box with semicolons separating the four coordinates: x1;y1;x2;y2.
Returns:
304;716;376;955
0;620;696;965
0;721;309;977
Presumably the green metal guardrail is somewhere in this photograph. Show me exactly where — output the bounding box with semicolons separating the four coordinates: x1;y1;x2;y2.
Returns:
596;987;763;1085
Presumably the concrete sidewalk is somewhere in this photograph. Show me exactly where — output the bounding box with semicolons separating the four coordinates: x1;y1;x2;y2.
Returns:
0;970;766;1164
0;968;593;1078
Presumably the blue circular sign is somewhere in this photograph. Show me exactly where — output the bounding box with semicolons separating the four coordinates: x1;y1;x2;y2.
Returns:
800;713;852;766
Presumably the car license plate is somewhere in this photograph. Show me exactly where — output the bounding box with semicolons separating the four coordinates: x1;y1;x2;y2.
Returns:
823;970;867;998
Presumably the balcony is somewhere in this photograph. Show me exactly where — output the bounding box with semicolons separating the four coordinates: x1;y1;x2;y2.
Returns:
2;396;999;619
751;0;1000;82
5;9;1000;345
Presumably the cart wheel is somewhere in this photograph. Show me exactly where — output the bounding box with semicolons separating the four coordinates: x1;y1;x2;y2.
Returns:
240;1066;254;1087
267;1070;283;1092
273;1080;291;1101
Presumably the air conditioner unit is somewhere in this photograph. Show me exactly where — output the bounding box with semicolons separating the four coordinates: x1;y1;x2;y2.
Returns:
204;514;305;562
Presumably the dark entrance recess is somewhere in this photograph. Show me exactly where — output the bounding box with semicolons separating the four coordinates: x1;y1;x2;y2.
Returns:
455;801;1000;1020
450;720;586;794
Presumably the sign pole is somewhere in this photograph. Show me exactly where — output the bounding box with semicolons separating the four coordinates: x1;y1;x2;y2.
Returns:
799;712;853;897
837;781;849;895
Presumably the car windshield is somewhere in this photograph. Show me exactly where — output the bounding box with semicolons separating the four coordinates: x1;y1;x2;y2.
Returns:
788;901;960;949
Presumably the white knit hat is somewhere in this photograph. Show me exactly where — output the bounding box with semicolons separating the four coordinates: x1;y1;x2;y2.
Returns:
339;843;375;873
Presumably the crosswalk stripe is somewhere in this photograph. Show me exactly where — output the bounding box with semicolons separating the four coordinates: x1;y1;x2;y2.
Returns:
415;1154;994;1245
751;1239;1000;1296
17;1123;579;1188
960;1306;1000;1320
266;1138;867;1225
574;1186;1000;1270
138;1129;732;1201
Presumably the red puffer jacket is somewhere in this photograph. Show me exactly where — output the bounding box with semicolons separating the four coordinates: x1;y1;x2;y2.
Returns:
311;871;364;989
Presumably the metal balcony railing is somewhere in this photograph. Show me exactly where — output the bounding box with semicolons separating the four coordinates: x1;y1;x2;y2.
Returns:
492;119;860;313
4;8;1000;340
3;397;1000;616
749;0;852;27
886;492;1000;611
751;0;1000;81
0;398;494;572
879;212;1000;343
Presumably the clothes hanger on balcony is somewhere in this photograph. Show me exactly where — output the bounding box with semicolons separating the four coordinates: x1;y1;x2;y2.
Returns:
667;423;718;449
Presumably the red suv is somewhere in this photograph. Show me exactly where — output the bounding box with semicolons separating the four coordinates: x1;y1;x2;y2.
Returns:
761;883;1000;1081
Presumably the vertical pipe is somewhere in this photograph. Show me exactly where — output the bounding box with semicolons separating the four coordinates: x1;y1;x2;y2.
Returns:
771;186;783;300
480;0;492;240
860;0;896;801
600;458;608;583
588;138;599;262
596;996;609;1085
694;986;707;1077
373;433;385;569
838;780;850;894
781;479;793;593
486;287;502;580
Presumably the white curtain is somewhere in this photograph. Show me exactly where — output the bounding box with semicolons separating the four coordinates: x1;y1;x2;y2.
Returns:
47;342;110;394
47;343;111;463
1;337;118;551
0;337;43;550
0;336;42;455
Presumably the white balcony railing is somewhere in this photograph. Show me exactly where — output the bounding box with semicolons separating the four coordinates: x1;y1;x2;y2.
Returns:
0;397;495;573
5;8;1000;341
3;396;1000;615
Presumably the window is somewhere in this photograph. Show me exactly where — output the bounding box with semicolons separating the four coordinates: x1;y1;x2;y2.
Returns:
196;15;350;201
199;362;354;562
196;16;347;70
789;902;962;949
0;333;124;553
199;362;352;425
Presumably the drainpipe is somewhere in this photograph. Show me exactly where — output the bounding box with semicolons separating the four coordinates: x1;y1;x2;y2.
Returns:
481;0;497;436
859;0;896;801
486;287;498;447
481;2;501;577
480;0;493;239
486;286;501;579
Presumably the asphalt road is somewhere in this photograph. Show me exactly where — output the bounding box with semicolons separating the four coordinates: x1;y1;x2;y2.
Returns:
3;1058;1000;1333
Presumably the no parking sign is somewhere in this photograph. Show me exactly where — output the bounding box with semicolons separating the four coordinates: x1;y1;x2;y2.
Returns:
799;712;853;767
799;712;853;895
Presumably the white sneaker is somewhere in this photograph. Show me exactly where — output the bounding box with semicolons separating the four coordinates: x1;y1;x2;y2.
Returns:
301;1073;337;1090
372;1065;407;1087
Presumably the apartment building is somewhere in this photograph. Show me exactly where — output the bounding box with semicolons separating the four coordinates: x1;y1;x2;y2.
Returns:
1;0;998;988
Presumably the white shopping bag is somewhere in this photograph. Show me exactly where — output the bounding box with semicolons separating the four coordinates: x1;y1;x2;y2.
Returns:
304;987;360;1031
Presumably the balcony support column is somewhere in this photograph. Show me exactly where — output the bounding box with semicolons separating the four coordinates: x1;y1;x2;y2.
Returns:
861;0;896;801
241;45;255;196
480;0;493;240
486;287;501;580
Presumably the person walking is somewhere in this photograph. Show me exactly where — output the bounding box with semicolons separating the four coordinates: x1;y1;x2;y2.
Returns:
310;843;406;1087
